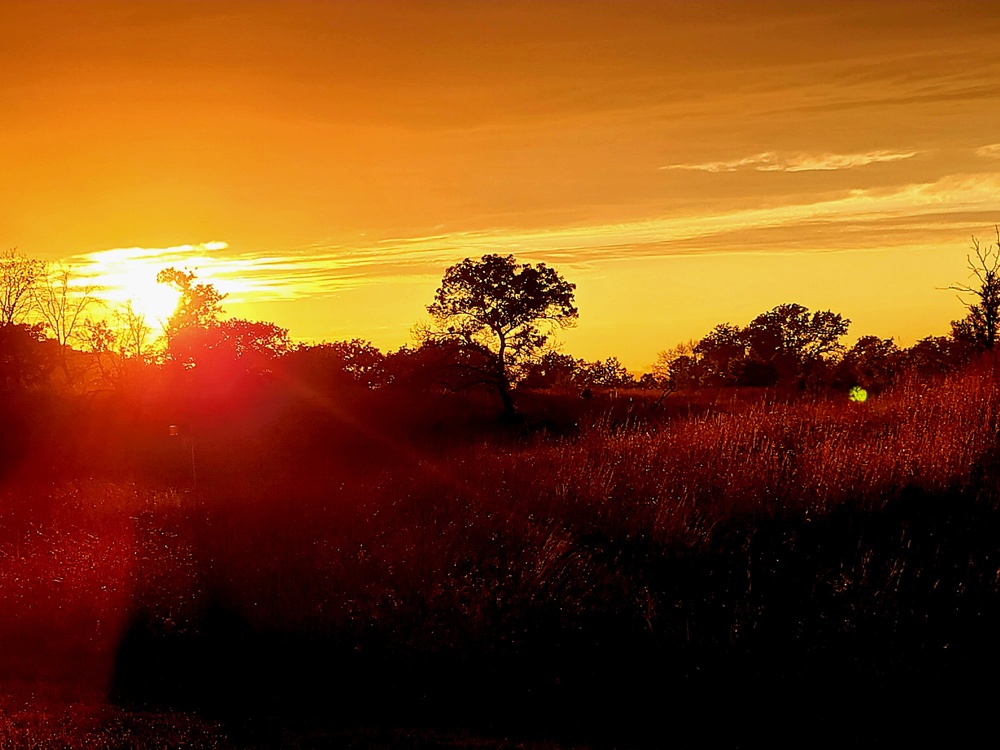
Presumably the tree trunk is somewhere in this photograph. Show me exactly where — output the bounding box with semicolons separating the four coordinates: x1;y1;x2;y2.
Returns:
496;378;516;419
494;335;516;419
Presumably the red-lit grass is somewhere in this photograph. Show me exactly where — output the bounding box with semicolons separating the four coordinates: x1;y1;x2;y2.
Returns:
3;361;1000;745
0;486;201;693
0;688;234;750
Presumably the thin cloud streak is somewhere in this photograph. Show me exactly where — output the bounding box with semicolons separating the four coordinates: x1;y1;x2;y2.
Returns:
74;171;1000;311
661;150;920;173
332;172;1000;268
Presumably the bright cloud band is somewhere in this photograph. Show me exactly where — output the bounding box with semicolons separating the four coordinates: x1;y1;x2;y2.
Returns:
661;149;921;173
73;169;1000;313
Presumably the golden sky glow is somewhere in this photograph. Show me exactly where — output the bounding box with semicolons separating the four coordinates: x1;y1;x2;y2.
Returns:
5;0;1000;370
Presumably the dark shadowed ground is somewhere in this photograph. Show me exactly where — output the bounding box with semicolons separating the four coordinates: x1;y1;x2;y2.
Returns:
3;375;1000;748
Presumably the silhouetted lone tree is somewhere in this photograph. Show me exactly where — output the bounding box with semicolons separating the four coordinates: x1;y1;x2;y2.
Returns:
424;253;578;418
948;228;1000;351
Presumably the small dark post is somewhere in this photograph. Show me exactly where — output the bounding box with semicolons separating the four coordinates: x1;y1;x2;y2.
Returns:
169;424;197;490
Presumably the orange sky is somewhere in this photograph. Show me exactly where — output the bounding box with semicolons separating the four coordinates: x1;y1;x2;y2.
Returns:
4;0;1000;371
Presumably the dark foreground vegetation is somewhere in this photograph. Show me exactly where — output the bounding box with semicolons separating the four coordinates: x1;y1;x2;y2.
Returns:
3;353;1000;748
4;242;1000;747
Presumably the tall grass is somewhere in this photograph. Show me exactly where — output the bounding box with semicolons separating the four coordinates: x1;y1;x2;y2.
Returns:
3;360;1000;745
438;362;1000;551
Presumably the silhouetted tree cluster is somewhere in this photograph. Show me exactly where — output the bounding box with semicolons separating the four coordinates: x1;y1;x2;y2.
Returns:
0;251;103;392
833;336;903;392
657;304;983;395
156;268;227;341
84;302;155;395
0;234;996;435
521;352;635;391
655;303;851;390
280;339;389;392
163;273;288;360
906;335;971;375
0;323;53;391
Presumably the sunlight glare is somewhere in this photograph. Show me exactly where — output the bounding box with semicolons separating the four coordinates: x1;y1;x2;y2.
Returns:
77;244;236;331
94;265;182;328
126;272;183;323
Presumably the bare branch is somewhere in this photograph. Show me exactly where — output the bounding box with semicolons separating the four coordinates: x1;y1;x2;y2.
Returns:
945;229;1000;350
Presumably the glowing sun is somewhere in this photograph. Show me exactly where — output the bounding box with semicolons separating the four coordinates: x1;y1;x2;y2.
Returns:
86;260;183;329
119;270;183;323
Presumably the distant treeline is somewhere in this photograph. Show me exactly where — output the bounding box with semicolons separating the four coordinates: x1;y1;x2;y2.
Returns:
0;241;995;409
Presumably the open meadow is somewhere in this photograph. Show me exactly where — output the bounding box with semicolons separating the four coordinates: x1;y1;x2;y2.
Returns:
9;3;1000;747
2;358;1000;748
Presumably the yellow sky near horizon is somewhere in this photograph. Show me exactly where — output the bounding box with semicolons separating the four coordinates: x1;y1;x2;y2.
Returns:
4;0;1000;371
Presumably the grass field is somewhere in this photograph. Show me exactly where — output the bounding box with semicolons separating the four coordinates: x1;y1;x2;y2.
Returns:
2;360;1000;747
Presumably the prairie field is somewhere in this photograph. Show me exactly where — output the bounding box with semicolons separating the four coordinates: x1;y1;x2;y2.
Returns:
3;360;1000;748
10;2;1000;747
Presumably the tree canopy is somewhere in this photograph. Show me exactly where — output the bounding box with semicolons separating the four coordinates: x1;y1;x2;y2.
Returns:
424;253;577;416
154;269;291;380
156;267;227;338
0;236;992;406
657;303;851;389
744;303;850;385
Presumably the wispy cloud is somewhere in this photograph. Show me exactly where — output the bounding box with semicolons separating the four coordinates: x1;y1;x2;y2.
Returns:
71;241;364;307
74;241;231;294
661;150;920;173
976;143;1000;158
353;171;999;265
70;172;1000;311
